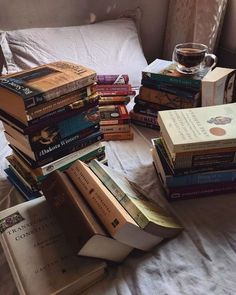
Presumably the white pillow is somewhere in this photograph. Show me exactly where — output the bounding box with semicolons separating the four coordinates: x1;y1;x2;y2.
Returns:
0;18;147;87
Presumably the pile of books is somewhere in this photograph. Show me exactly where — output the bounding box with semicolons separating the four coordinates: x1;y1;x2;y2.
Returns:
0;157;183;294
151;103;236;201
130;58;204;130
96;74;134;140
0;61;106;201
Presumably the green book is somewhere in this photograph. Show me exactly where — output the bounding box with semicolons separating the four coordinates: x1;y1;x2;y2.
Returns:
88;159;182;238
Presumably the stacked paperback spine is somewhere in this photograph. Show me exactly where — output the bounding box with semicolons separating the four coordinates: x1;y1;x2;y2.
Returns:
96;74;134;140
0;61;106;201
130;58;204;130
151;103;236;201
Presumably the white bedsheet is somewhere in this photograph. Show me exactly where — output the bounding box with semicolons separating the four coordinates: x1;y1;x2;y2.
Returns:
1;114;236;295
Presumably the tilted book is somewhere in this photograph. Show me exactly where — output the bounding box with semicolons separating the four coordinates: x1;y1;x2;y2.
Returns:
0;197;106;295
157;103;236;153
0;61;97;124
41;171;133;262
89;159;182;238
201;67;236;106
66;160;163;251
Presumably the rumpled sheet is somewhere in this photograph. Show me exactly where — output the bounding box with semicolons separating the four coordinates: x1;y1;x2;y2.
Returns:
1;116;236;295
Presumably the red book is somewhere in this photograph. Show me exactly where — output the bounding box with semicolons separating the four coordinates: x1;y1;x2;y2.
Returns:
99;105;130;125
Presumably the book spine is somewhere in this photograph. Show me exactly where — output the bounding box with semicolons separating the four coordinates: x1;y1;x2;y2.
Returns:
131;119;160;130
134;96;170;111
166;180;236;201
100;124;131;133
165;169;236;187
12;131;103;168
97;90;135;96
99;96;130;105
97;74;129;84
66;161;134;237
142;73;201;90
25;75;97;109
26;85;95;119
96;84;132;91
89;161;150;228
130;110;158;125
133;104;159;117
139;86;200;108
103;131;133;141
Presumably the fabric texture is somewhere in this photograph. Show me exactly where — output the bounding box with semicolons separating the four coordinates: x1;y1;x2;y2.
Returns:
0;18;147;87
162;0;228;60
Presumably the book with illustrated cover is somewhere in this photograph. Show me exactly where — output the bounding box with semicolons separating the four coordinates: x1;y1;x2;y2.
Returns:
142;58;209;91
157;103;236;153
99;105;130;125
41;171;133;262
0;197;106;295
0;61;97;123
66;160;163;251
89;159;182;238
201;67;236;106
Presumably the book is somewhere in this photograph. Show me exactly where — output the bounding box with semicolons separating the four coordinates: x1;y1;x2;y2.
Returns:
201;67;236;106
131;119;160;130
139;86;200;109
100;124;131;134
151;143;236;188
0;197;106;295
142;58;209;91
41;171;133;262
12;141;105;181
157;103;236;153
97;74;129;85
99;105;130;125
9;131;103;168
134;96;169;111
129;110;159;126
89;159;182;238
0;61;97;124
66;160;163;251
3;106;100;151
96;84;135;96
99;96;130;106
103;130;134;141
133;104;159;118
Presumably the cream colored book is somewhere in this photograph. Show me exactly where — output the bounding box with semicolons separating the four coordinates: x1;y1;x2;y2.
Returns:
66;160;163;251
201;67;236;106
88;159;182;238
0;197;106;295
157;103;236;153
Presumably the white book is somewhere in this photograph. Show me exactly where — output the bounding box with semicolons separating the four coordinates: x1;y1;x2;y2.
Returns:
0;197;106;295
157;103;236;153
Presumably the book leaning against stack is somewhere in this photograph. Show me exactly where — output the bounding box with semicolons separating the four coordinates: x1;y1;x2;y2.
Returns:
151;103;236;201
130;59;205;130
0;61;106;201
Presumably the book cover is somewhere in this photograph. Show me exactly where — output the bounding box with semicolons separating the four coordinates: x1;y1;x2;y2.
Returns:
89;159;182;238
99;105;130;125
157;103;236;153
0;197;106;295
201;67;236;106
130;110;159;126
142;58;209;90
41;171;133;262
0;61;97;124
9;131;103;168
139;86;200;109
66;160;163;251
97;74;129;85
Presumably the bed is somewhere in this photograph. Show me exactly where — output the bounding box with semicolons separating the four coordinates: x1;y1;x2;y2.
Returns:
1;4;236;295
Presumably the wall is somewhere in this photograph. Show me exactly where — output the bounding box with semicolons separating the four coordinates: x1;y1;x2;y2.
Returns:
0;0;169;62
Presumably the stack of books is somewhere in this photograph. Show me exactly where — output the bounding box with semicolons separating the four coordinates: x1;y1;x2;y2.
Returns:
96;74;134;141
0;61;106;201
151;103;236;201
130;58;205;130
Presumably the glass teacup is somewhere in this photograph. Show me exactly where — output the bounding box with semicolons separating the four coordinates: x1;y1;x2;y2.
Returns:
172;42;217;74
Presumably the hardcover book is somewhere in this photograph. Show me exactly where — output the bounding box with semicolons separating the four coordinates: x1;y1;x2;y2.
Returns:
66;160;163;251
201;67;236;106
0;61;97;123
0;197;106;295
142;58;209;91
130;110;159;126
41;171;133;262
89;159;182;238
157;103;236;153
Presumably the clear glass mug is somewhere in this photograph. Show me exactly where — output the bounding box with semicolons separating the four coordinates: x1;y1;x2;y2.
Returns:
172;42;217;74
